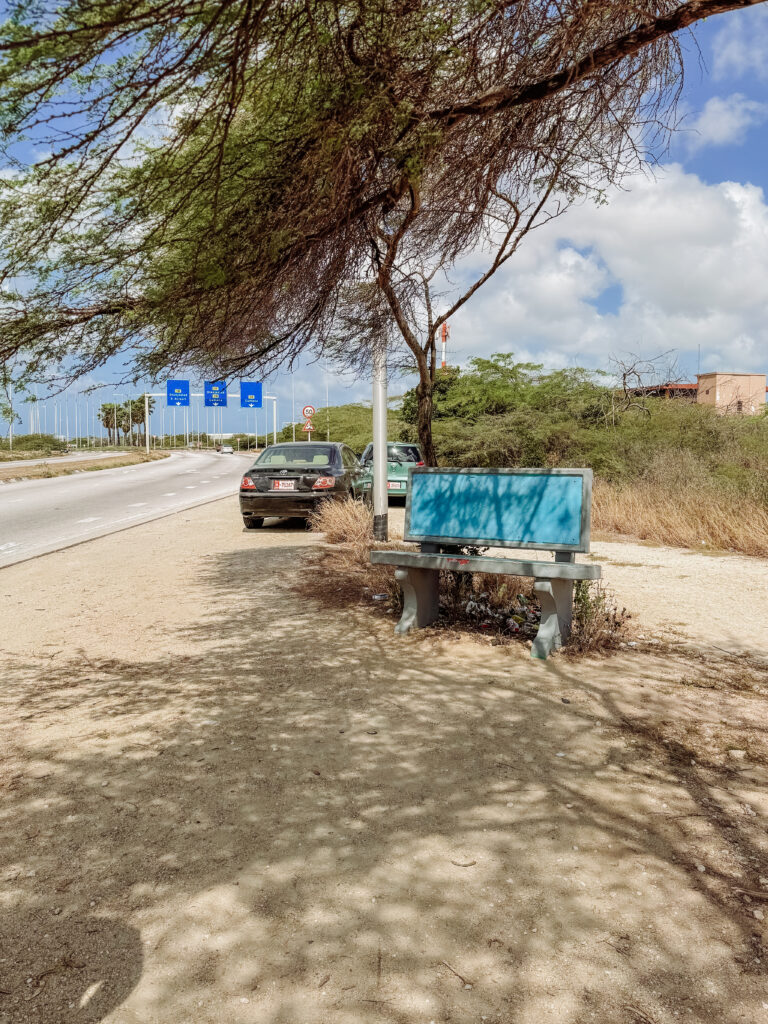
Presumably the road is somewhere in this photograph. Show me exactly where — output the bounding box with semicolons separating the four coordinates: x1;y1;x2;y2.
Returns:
0;450;251;569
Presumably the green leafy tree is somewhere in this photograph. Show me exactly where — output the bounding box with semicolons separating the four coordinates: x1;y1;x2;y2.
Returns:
0;0;762;461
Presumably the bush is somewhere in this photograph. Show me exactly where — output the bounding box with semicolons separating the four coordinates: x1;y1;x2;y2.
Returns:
568;580;632;655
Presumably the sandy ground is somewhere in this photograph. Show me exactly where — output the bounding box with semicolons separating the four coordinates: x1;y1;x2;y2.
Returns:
2;500;768;1024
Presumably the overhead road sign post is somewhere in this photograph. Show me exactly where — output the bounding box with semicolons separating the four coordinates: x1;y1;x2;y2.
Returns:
240;383;263;409
167;380;190;407
204;381;227;407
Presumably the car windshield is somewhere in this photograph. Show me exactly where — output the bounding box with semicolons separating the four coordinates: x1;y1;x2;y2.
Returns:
256;445;334;466
388;444;421;463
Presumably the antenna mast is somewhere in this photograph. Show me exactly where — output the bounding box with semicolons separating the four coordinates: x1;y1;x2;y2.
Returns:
440;322;450;368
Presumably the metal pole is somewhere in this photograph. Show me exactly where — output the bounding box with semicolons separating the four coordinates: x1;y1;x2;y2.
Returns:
273;399;277;445
325;361;330;441
144;393;150;454
291;372;296;442
372;342;388;540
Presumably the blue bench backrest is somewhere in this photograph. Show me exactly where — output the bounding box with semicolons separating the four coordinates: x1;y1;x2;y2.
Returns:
404;468;593;553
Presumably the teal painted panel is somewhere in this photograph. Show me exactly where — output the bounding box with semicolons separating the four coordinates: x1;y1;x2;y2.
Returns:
407;471;584;547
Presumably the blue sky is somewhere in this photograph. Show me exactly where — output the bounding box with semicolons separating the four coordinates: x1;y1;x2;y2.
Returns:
5;4;768;437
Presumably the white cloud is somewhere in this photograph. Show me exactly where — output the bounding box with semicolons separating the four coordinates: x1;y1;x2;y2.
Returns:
686;93;768;151
712;5;768;81
445;164;768;376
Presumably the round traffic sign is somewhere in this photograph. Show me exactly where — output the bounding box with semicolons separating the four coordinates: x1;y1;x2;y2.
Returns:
302;405;315;418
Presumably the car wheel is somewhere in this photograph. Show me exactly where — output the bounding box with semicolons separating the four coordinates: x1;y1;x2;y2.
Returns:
243;516;263;529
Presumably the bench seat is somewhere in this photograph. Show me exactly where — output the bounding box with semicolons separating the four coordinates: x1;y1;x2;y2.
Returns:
371;549;601;580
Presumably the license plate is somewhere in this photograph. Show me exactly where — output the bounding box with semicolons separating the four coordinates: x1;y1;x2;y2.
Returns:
272;480;295;490
387;481;403;489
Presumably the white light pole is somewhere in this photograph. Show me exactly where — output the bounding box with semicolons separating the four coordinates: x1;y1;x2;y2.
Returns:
372;342;388;540
291;372;296;442
325;360;330;441
265;395;278;445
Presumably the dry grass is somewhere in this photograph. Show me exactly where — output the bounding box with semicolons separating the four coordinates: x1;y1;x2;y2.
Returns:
566;580;633;655
305;498;631;655
593;458;768;559
304;498;407;610
0;450;169;483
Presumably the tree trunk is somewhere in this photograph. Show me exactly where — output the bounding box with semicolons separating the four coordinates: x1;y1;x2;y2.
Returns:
416;375;437;466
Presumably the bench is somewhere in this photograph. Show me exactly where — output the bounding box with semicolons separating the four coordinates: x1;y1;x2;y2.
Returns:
371;467;602;659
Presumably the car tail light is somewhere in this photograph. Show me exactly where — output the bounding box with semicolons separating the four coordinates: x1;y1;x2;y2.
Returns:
241;476;256;490
312;476;336;490
416;461;424;466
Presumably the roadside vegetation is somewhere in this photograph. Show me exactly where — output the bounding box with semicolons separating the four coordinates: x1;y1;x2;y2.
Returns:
303;355;768;557
0;450;168;483
305;498;632;656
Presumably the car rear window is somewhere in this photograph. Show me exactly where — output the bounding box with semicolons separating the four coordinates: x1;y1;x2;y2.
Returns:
389;444;421;462
256;445;335;466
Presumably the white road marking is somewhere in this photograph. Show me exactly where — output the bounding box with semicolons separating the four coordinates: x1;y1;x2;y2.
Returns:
0;542;19;551
163;492;176;496
201;479;210;483
127;502;147;507
185;485;196;489
77;517;102;523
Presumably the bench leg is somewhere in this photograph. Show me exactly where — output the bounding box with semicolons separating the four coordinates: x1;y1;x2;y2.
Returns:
531;579;574;659
394;567;440;634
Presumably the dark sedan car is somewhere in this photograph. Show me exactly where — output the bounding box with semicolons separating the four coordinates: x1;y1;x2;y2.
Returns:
239;441;369;528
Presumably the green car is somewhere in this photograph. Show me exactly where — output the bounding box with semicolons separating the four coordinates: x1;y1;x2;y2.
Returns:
359;442;424;499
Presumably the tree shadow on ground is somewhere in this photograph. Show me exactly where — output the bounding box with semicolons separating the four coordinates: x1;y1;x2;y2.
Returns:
3;541;768;1023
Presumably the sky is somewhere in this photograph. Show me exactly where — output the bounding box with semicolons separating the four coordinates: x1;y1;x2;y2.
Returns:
5;4;768;437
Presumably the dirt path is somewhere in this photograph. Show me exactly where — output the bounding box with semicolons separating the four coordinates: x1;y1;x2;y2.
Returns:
2;500;768;1024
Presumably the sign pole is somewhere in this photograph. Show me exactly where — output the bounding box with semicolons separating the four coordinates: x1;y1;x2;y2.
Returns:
144;393;150;454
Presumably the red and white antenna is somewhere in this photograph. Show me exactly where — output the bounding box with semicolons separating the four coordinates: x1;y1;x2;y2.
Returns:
440;322;450;368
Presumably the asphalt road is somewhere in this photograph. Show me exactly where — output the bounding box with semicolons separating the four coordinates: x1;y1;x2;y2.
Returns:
0;450;252;569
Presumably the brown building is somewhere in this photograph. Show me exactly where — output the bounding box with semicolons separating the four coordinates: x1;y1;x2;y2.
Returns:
696;372;767;415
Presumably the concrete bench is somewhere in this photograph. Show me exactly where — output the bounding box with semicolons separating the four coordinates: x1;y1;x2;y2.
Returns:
371;467;601;659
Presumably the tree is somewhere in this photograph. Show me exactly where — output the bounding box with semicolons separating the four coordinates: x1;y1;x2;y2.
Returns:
0;361;22;443
98;403;122;445
0;0;763;452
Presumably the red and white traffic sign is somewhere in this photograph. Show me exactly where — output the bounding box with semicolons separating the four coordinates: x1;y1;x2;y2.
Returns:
302;405;315;418
302;418;314;432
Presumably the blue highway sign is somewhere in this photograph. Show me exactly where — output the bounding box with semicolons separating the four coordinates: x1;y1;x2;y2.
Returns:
240;382;263;408
204;381;227;407
166;380;190;407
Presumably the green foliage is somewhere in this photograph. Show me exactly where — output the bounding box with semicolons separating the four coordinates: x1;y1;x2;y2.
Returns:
0;432;62;454
399;354;768;504
400;355;607;423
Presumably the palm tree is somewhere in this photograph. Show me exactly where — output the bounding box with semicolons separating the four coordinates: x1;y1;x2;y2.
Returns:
98;402;121;445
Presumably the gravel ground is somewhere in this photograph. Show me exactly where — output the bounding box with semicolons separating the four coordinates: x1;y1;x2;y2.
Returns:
2;499;768;1024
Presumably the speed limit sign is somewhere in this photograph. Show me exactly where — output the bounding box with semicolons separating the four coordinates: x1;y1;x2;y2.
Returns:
302;405;316;418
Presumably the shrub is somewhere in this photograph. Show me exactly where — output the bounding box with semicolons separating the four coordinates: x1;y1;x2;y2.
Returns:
567;580;632;654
